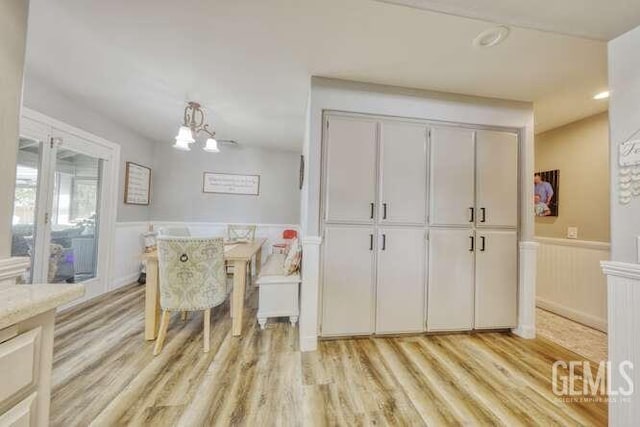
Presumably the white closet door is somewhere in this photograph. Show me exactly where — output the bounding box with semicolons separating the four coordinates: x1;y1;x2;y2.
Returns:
324;116;378;223
475;230;518;329
376;227;425;333
379;121;427;225
476;130;518;228
430;127;475;226
427;228;475;331
321;226;375;336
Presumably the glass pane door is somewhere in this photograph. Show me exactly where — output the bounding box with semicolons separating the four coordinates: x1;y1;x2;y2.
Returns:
11;138;43;283
46;148;102;283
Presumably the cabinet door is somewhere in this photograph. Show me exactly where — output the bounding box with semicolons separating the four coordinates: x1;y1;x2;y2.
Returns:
376;228;425;333
430;127;475;226
427;228;475;331
476;130;518;227
321;226;375;336
475;230;518;329
324;116;378;223
379;121;427;224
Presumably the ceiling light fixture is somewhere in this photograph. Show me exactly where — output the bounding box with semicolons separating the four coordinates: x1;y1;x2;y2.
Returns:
173;101;236;152
472;26;510;48
593;91;610;100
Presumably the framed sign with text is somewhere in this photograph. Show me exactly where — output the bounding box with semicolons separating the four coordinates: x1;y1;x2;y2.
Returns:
124;162;151;205
203;172;260;196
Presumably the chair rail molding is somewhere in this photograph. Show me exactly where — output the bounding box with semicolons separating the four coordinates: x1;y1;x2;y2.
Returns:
601;260;640;425
512;241;539;339
300;235;322;352
0;257;30;285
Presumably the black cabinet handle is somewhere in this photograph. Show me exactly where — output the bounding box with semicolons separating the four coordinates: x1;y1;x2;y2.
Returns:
382;234;386;250
383;203;388;220
370;203;374;219
480;236;486;252
480;208;486;223
469;236;474;252
369;234;373;251
469;207;474;222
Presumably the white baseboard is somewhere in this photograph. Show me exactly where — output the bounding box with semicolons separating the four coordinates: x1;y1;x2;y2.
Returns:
111;272;139;290
511;325;535;339
300;335;318;352
536;296;607;332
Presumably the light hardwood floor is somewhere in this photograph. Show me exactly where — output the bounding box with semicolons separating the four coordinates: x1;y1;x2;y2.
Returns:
51;284;607;426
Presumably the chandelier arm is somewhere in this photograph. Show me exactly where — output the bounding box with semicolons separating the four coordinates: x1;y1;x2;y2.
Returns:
202;124;216;138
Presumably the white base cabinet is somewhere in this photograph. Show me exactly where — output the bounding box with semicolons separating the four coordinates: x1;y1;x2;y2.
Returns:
376;228;426;334
427;228;475;331
475;230;518;329
321;226;374;336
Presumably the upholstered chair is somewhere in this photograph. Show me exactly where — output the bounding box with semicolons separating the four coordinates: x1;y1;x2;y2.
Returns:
157;226;191;237
153;236;229;355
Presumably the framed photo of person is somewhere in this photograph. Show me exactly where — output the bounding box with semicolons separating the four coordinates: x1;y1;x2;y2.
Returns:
534;170;559;217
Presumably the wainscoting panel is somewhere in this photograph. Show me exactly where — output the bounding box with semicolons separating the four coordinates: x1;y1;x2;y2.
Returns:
536;237;609;331
111;222;149;290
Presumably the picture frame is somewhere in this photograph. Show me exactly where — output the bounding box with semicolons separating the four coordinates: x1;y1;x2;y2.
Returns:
203;172;260;196
124;161;151;205
534;169;559;217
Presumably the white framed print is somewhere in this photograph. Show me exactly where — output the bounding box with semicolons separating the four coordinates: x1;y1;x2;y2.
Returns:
124;161;151;205
203;172;260;196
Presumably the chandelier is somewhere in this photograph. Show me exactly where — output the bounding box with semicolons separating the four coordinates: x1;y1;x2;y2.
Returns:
173;102;236;152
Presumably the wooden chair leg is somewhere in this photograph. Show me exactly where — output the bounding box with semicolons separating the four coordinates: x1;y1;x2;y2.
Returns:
203;309;211;353
153;310;171;356
181;311;188;321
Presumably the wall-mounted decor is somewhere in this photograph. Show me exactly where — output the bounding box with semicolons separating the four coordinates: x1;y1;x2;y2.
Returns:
534;169;559;217
203;172;260;195
124;161;151;205
299;155;304;190
618;127;640;205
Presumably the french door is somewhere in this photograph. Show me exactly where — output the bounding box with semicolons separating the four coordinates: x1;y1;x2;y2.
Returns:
11;112;118;298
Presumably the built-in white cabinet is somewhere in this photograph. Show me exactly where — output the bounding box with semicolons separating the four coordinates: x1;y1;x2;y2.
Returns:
321;226;375;336
427;228;518;332
321;112;519;337
430;128;518;228
475;230;518;329
427;228;475;331
376;227;426;334
324;116;378;223
430;127;475;226
476;131;519;228
379;121;427;225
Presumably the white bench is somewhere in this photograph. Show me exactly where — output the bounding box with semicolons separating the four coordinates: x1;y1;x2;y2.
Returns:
255;253;301;329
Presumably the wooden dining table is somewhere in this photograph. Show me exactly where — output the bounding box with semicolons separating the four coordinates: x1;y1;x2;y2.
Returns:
141;238;266;340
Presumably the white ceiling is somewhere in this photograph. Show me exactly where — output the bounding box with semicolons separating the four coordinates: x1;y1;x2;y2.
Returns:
25;0;618;151
377;0;640;41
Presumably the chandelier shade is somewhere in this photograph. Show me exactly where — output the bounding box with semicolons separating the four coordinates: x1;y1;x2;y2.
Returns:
203;138;220;153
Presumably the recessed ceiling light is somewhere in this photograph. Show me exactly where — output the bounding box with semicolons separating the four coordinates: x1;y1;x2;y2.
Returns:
472;26;510;48
593;91;610;100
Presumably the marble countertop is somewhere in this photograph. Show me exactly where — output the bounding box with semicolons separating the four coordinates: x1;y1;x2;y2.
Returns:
0;283;85;330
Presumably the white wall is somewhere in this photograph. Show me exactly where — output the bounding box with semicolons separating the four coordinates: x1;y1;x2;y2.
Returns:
22;75;155;223
0;0;29;259
299;77;536;351
151;141;301;224
609;25;640;264
603;25;640;426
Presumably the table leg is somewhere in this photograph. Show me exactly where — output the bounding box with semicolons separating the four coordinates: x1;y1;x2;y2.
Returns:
232;260;247;336
255;247;262;276
144;258;161;341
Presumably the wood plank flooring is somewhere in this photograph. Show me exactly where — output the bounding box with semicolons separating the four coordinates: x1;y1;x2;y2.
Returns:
51;283;607;426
